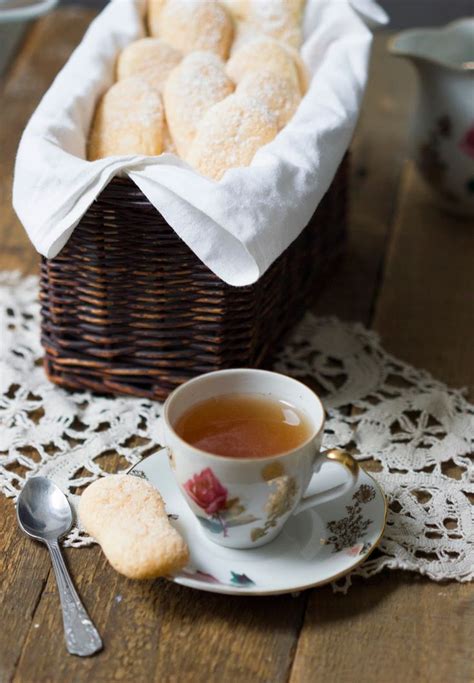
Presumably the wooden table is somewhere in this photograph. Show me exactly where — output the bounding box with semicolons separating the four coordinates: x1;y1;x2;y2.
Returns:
0;9;473;683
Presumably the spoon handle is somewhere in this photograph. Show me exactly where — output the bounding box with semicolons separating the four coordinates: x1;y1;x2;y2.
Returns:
47;540;103;657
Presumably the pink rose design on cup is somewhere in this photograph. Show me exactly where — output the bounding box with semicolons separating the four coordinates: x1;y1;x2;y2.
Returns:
184;468;230;535
184;468;228;515
460;126;474;159
182;468;260;538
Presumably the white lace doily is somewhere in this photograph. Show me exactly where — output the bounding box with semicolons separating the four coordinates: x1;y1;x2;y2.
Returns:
1;271;473;591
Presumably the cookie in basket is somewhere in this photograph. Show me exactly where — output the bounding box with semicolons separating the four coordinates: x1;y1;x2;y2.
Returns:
229;19;259;54
187;94;278;180
78;474;189;579
236;70;301;129
162;121;177;154
220;0;246;19
226;37;308;94
116;37;182;93
88;77;164;160
147;0;166;33
236;0;305;48
164;51;234;157
149;0;234;60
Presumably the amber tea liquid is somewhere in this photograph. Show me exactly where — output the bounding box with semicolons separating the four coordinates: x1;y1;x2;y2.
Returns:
174;393;313;458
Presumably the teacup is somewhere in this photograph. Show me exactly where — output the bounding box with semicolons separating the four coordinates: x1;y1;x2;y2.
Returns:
163;369;360;549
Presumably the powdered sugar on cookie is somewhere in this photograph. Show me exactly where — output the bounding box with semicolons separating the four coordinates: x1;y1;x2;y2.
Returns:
152;0;234;59
236;69;301;129
187;94;278;180
164;51;234;156
88;77;164;159
117;38;182;92
78;474;189;579
226;37;307;94
242;0;304;48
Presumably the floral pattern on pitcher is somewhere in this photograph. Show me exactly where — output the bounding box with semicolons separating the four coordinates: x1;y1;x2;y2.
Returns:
183;468;258;536
460;125;474;195
460;126;474;160
417;116;459;202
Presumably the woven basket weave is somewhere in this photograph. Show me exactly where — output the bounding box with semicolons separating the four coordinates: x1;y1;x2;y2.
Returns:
40;156;348;400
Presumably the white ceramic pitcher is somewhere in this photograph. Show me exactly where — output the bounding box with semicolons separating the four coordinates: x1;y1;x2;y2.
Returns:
389;19;474;216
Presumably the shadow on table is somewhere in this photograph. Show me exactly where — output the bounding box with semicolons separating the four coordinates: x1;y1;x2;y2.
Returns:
129;565;404;631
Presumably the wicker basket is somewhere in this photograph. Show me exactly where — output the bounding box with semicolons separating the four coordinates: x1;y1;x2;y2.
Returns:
40;156;348;400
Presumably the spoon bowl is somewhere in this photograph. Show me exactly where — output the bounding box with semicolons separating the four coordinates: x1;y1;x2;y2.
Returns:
17;477;72;542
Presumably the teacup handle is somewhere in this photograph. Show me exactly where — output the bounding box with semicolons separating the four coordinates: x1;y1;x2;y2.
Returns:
294;449;360;515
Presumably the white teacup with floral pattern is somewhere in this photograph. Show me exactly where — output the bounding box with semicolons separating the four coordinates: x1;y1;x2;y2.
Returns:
163;369;360;549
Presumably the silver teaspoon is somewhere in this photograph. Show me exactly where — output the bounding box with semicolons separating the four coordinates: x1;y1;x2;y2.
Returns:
17;477;102;657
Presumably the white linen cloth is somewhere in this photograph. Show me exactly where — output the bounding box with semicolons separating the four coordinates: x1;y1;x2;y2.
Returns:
13;0;387;286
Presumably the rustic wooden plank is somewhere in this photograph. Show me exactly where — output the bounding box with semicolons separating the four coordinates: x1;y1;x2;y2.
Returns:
0;501;51;683
14;553;307;683
0;7;97;271
0;9;98;682
374;164;474;394
0;23;27;80
316;33;416;321
290;573;473;683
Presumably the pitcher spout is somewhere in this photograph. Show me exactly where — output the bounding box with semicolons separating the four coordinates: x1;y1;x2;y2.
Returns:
388;19;474;73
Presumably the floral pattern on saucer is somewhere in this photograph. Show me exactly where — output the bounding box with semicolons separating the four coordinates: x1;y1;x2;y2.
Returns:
230;572;255;587
345;541;372;557
129;468;148;480
177;569;255;587
325;484;376;553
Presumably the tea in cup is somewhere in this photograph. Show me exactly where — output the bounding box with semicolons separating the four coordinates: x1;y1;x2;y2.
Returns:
163;369;359;549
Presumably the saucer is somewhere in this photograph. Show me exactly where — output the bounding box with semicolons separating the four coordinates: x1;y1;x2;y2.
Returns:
129;450;387;596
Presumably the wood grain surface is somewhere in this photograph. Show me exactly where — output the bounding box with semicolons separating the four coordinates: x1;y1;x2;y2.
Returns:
0;9;472;683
